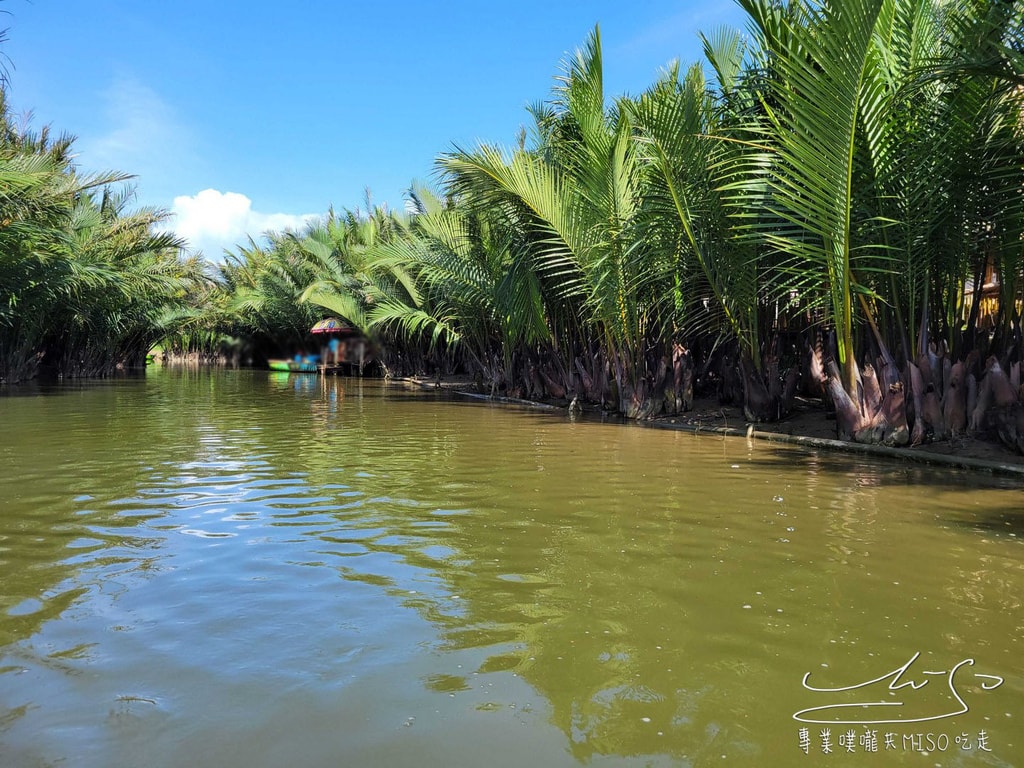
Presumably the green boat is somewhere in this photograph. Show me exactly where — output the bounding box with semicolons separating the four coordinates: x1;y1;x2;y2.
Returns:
268;359;318;373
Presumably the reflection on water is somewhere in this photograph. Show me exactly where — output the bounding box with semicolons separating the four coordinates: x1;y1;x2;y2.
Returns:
1;370;1022;767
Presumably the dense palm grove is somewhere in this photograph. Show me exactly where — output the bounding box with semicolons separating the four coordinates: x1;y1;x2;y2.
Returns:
3;0;1024;453
0;92;209;383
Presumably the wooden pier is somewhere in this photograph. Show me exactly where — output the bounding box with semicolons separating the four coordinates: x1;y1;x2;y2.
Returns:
317;361;364;376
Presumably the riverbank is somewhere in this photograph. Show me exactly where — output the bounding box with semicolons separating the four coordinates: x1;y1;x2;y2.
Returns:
396;376;1024;478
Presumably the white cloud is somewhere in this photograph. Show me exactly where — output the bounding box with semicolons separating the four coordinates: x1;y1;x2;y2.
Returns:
77;79;318;260
77;77;195;185
168;188;320;260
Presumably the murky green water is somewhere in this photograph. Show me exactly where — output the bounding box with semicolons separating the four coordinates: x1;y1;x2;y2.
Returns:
1;369;1022;767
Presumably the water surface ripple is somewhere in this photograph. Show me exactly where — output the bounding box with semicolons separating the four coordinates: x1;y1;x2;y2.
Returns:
1;370;1022;766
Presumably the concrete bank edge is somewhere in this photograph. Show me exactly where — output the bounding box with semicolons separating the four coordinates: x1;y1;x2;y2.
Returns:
392;378;1024;479
647;421;1024;478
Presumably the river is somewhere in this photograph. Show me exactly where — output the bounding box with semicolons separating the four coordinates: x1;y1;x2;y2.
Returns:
1;369;1022;766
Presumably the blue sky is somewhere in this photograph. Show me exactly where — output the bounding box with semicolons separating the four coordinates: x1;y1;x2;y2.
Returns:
5;0;749;258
